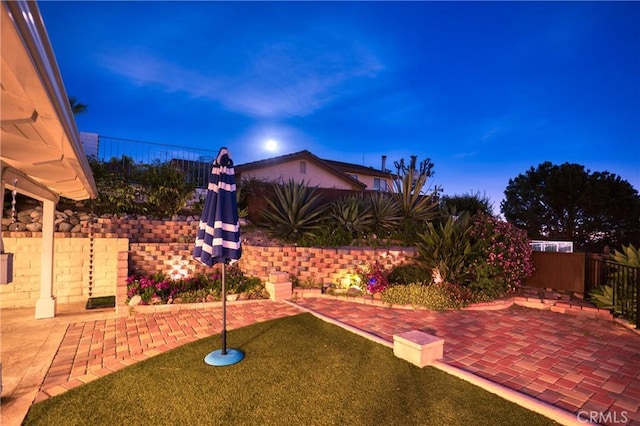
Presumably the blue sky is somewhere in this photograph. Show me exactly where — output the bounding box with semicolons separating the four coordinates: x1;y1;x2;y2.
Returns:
39;1;639;213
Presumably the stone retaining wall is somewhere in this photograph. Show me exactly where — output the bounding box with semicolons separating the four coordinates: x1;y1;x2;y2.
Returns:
126;243;417;286
2;217;417;308
2;207;199;243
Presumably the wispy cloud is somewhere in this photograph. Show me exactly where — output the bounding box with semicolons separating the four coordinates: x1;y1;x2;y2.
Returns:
97;31;383;119
453;151;478;160
481;127;501;143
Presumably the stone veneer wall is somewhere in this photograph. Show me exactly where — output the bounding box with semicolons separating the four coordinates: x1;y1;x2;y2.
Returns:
2;218;417;308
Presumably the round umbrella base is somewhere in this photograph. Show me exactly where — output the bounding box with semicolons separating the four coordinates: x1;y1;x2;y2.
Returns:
204;348;244;366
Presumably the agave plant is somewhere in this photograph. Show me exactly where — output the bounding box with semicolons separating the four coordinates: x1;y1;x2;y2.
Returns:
260;180;328;243
598;243;639;320
365;192;401;233
329;196;374;237
589;285;616;310
415;211;478;285
610;244;640;267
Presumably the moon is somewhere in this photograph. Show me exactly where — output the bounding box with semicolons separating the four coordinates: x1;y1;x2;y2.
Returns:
265;139;278;152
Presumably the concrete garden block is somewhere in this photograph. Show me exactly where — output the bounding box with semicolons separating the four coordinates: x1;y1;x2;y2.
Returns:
393;330;444;368
268;271;290;283
265;274;292;301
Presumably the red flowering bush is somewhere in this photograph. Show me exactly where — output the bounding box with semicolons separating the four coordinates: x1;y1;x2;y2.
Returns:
127;270;223;304
471;213;535;297
355;261;390;294
126;265;267;305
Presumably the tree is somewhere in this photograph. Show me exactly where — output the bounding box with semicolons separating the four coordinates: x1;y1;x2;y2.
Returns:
68;96;88;115
440;191;494;217
501;161;640;250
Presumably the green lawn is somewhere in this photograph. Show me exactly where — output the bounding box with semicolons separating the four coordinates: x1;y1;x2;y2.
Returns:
24;313;557;425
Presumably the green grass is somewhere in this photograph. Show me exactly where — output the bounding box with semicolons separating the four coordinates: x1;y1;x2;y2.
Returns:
24;313;557;426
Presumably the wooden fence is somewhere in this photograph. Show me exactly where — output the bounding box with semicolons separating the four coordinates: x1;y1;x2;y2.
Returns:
525;251;588;293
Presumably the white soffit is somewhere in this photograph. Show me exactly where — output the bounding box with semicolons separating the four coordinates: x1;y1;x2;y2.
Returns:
0;1;97;200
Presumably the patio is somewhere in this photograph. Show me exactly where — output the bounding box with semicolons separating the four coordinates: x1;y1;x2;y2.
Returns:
1;296;639;426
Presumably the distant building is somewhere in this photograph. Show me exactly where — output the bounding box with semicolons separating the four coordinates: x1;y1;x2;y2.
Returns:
530;240;574;253
235;150;394;192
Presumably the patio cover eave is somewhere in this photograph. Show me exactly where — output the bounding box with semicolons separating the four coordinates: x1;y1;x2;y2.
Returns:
1;0;97;319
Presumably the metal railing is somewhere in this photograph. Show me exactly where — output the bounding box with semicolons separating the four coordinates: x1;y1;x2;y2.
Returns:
586;255;639;328
95;136;217;188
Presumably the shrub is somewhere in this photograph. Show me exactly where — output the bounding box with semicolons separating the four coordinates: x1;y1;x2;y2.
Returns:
293;276;322;289
470;213;534;297
329;196;375;238
225;264;263;294
439;191;494;216
415;212;478;286
364;192;402;235
355;261;390;294
388;264;430;285
381;283;478;310
609;243;640;267
126;267;264;304
126;273;181;304
88;156;141;215
590;244;640;319
299;218;353;247
261;180;328;243
137;160;196;218
88;155;196;217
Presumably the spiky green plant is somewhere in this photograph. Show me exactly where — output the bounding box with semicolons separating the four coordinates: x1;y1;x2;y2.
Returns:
365;192;402;234
610;244;640;267
590;244;639;322
329;196;374;237
392;156;439;222
604;244;638;321
260;180;328;243
415;212;478;285
589;285;616;310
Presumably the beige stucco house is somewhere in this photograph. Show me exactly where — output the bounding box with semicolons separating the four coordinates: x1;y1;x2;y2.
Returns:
235;150;394;192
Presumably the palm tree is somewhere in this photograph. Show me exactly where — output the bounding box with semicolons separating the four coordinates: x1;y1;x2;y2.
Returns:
68;96;88;115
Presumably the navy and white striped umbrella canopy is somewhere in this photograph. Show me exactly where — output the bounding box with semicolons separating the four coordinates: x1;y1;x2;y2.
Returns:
193;147;242;267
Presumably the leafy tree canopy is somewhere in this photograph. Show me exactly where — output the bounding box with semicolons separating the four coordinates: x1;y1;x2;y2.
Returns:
68;96;88;115
440;191;494;217
501;161;640;251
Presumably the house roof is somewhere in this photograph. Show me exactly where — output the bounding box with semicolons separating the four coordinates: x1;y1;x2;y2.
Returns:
1;1;97;201
235;150;367;190
323;158;394;178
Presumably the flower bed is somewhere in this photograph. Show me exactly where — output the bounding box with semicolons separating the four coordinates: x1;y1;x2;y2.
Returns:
126;264;267;305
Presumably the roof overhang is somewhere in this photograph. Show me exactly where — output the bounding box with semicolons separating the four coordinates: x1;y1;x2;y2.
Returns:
1;0;97;201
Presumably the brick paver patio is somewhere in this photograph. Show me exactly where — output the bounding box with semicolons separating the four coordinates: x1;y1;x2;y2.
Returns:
36;298;640;425
294;299;640;425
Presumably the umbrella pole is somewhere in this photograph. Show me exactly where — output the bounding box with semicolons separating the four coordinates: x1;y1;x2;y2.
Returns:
221;262;227;355
203;261;243;366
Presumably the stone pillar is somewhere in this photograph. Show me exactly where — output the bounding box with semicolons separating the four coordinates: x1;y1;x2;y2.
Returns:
265;271;292;301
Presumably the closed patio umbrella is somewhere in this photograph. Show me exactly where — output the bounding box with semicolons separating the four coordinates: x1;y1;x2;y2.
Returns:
194;147;243;366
